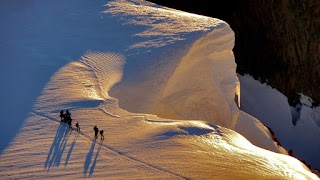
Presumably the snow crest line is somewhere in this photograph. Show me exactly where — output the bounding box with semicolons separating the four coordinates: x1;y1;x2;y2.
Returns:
33;111;189;179
80;51;125;99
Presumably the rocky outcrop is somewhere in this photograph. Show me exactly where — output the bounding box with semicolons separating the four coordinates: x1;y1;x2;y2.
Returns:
146;0;320;105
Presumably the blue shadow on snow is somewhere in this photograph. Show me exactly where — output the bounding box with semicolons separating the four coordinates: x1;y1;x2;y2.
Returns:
44;123;71;171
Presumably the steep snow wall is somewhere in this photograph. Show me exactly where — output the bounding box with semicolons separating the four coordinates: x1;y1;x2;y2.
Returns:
110;23;240;129
152;25;240;129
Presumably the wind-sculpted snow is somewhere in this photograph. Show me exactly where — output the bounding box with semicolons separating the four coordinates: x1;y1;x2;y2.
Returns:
104;0;222;49
80;52;125;99
152;25;240;129
0;0;319;179
104;0;241;128
109;20;239;129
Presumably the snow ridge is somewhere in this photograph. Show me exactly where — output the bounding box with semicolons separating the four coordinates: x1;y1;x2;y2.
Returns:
1;0;319;179
80;51;125;99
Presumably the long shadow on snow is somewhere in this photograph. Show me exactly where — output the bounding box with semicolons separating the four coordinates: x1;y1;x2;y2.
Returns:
83;139;96;177
79;132;190;179
44;123;71;171
0;0;137;153
83;139;103;177
89;140;103;177
38;111;190;179
65;132;79;167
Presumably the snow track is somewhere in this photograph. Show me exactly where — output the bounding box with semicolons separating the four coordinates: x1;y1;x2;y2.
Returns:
37;111;189;179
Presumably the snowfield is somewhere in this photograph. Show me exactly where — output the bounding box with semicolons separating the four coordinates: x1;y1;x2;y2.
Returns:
0;0;319;179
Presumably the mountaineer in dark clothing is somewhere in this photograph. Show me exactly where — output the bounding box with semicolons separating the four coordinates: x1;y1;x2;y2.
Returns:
76;122;80;132
60;110;64;121
94;126;99;139
65;110;71;120
100;130;104;140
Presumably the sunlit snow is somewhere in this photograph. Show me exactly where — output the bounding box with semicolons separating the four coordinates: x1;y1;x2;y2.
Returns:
0;0;318;179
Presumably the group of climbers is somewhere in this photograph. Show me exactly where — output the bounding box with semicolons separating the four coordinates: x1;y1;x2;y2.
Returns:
60;110;77;131
94;125;104;140
60;110;104;140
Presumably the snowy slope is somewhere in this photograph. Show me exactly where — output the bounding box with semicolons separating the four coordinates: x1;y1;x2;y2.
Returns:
0;0;318;179
239;74;320;169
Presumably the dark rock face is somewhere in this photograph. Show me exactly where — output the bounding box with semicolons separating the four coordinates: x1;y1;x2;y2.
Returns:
146;0;320;106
